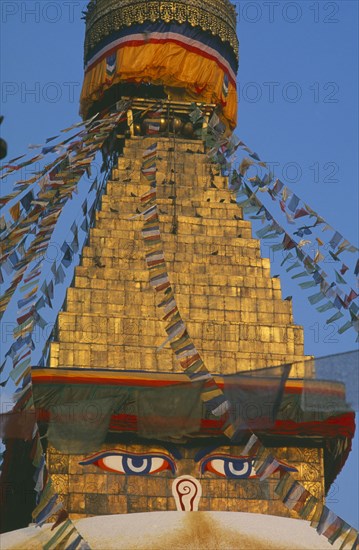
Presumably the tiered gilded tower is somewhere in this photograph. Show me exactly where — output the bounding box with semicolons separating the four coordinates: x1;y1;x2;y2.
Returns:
51;137;306;376
34;0;352;526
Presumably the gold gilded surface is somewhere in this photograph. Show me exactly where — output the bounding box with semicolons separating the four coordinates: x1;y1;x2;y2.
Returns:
47;454;69;474
84;0;239;60
50;136;309;375
46;135;323;519
46;443;325;517
51;474;69;496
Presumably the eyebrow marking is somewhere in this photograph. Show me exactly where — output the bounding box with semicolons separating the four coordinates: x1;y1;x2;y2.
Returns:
158;443;183;460
194;446;220;462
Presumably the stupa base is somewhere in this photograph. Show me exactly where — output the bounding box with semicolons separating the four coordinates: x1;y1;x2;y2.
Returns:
2;511;340;550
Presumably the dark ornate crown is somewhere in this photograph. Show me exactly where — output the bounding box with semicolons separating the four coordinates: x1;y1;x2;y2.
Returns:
84;0;239;63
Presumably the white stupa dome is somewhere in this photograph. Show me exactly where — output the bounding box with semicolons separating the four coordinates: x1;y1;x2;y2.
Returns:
2;511;342;549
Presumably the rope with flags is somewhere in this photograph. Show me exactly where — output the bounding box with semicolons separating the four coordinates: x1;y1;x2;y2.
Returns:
137;137;358;550
1;102;133;549
200;109;359;339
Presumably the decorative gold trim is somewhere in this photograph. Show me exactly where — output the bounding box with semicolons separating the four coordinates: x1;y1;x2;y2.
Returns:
84;0;238;61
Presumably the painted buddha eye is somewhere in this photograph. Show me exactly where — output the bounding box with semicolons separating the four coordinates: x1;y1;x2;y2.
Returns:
200;455;256;479
79;450;176;475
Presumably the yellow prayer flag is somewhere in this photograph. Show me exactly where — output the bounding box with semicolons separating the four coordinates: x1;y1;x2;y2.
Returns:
9;202;21;222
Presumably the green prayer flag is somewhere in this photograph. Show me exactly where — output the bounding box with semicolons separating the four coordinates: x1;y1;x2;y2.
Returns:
270;243;284;252
286;261;300;272
291;271;308;279
326;311;344;324
308;291;326;305
281;253;293;267
256;225;272;238
43;519;74;550
299;280;317;289
335;270;346;285
9;357;31;383
338;321;353;334
316;301;335;313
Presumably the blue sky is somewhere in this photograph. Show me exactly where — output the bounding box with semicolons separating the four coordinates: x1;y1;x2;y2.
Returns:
1;0;358;529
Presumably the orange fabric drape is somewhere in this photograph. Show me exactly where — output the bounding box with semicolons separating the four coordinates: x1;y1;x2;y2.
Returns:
81;42;237;128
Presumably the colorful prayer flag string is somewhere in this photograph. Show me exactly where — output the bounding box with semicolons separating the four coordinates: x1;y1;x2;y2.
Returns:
139;140;233;426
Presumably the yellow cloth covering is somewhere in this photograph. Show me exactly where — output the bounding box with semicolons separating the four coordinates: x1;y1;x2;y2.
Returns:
80;42;237;128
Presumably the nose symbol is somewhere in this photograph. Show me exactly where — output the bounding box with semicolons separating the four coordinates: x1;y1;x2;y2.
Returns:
172;475;202;511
